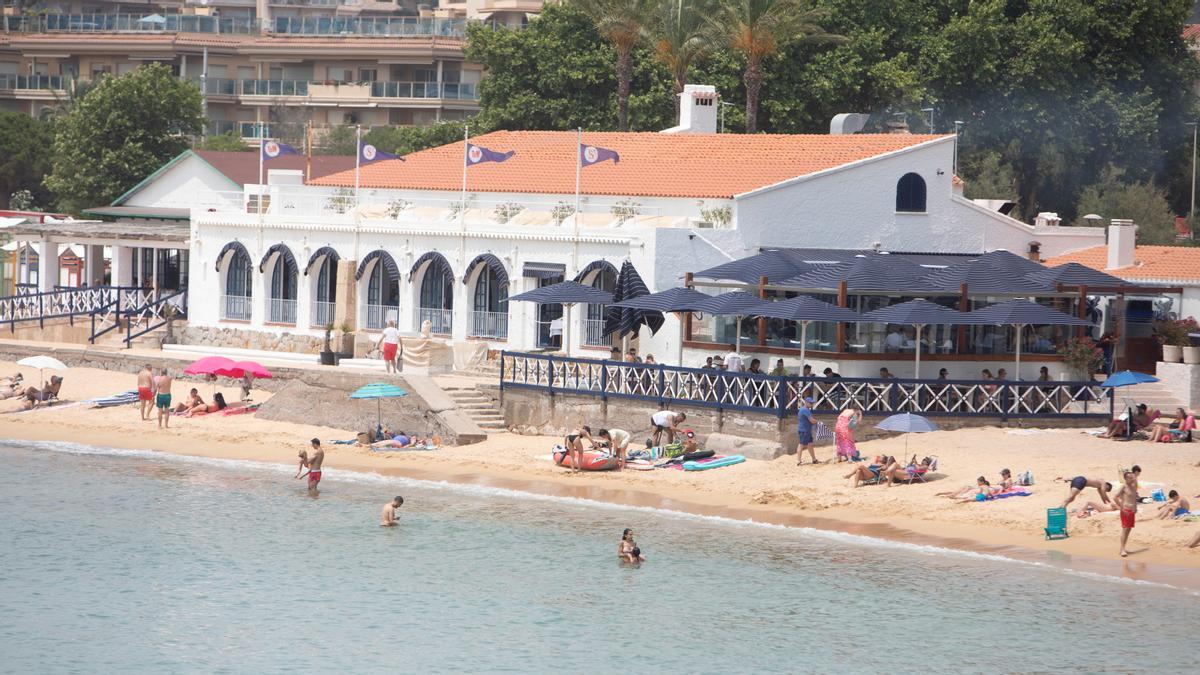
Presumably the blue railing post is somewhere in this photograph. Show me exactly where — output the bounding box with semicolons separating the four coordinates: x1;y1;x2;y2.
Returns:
38;293;44;329
715;375;726;413
499;350;506;390
776;375;788;419
599;360;608;402
657;364;666;408
547;355;554;394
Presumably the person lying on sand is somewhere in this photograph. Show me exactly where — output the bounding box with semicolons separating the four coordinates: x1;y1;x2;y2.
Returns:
938;476;993;500
174;388;203;413
1156;491;1190;520
844;456;894;488
183;392;226;417
1057;476;1113;509
883;456;933;487
997;468;1013;491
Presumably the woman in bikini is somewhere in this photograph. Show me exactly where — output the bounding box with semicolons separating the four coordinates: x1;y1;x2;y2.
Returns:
844;456;894;488
562;425;593;471
174;388;204;414
618;528;645;563
183;392;227;417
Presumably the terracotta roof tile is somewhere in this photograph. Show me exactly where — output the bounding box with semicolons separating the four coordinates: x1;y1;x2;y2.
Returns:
311;131;950;199
1185;24;1200;41
1045;245;1200;283
194;150;357;186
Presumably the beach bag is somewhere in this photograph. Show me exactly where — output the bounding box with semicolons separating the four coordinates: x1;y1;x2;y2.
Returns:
1017;469;1034;486
662;442;685;459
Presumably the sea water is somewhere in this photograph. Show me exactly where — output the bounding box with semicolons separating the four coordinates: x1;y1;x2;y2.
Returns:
1;440;1198;674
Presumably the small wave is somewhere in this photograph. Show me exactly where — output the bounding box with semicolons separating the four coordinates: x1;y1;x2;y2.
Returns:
5;438;1196;595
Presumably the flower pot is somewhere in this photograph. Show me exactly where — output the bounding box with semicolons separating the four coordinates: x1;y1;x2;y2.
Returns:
1162;345;1183;363
1184;346;1200;365
319;350;338;366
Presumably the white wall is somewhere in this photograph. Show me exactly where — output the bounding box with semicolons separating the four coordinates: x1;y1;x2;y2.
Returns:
122;154;240;209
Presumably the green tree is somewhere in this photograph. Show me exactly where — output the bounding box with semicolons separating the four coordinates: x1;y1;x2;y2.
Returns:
45;63;203;212
651;0;711;116
960;150;1018;203
318;125;358;155
576;0;653;131
707;0;842;133
1074;167;1180;245
0;110;55;209
196;131;248;152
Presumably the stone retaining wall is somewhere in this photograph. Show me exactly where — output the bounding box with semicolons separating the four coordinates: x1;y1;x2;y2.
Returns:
177;325;327;355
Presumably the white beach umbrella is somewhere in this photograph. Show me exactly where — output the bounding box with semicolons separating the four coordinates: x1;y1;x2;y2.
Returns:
16;355;68;385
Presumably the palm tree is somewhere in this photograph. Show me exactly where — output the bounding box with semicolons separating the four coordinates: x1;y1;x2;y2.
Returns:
652;0;711;118
578;0;652;131
708;0;841;133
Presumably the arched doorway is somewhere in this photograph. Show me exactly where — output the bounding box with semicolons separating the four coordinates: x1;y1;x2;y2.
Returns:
576;260;617;347
306;246;340;328
356;250;399;331
261;243;298;325
217;241;252;321
465;254;509;339
414;252;454;335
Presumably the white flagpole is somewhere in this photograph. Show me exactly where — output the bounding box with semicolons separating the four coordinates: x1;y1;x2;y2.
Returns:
460;124;469;268
573;127;581;273
354;125;362;206
257;130;264;218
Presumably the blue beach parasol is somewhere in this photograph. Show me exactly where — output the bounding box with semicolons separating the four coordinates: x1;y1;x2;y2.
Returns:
876;412;939;454
1099;370;1158;440
350;382;408;430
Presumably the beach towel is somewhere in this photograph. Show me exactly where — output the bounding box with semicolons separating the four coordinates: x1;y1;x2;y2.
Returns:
813;421;834;442
87;390;139;408
329;439;358;445
989;490;1032;500
221;404;260;416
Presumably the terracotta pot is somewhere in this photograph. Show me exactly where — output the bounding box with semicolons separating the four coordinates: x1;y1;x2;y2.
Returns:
1162;345;1183;363
1184;346;1200;365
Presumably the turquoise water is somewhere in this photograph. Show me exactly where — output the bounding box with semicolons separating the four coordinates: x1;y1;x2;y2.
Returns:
2;440;1198;674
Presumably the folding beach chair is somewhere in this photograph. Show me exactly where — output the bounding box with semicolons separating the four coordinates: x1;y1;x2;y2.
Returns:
904;456;938;484
1044;507;1069;540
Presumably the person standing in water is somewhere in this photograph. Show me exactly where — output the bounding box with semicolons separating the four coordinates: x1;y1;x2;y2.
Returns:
297;438;324;494
154;368;173;429
137;364;154;421
381;496;404;526
618;528;645;564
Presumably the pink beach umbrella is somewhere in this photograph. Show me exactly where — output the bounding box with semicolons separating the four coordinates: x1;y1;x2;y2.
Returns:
217;361;273;379
183;356;236;376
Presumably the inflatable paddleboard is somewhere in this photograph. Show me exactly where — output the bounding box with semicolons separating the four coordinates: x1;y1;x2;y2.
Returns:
553;450;619;471
683;454;745;471
626;460;656;471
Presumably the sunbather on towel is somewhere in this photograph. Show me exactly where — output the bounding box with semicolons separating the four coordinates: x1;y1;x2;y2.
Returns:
843;456;894;488
938;477;993;500
174;389;204;413
1156;491;1190;520
884;456;933;487
183;392;227;417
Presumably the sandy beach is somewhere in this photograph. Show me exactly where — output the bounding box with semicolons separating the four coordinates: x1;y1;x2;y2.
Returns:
3;359;1199;580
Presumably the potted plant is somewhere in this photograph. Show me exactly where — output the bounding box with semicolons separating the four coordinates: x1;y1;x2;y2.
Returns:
1154;317;1195;363
1057;336;1105;382
319;323;338;366
162;304;179;345
1177;317;1200;364
336;319;355;356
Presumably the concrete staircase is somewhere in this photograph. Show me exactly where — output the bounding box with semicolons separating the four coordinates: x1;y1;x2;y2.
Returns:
443;383;506;432
1117;381;1188;416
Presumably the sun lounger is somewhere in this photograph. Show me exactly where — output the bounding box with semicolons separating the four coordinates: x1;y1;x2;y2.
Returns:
88;390;139;408
1044;507;1069;539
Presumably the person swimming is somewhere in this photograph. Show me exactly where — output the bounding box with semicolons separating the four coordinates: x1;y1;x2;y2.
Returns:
618;528;645;564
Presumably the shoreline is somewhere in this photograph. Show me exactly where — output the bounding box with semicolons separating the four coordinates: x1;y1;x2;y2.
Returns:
4;424;1199;591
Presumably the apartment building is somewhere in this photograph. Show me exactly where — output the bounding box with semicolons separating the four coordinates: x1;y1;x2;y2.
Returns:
0;0;537;135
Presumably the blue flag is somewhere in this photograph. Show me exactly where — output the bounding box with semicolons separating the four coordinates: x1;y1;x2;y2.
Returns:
261;139;299;162
466;143;515;166
359;141;403;164
581;144;620;167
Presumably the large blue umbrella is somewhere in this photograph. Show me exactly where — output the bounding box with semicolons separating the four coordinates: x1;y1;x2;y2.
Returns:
861;299;977;378
876;412;939;454
752;296;863;365
350;382;408;429
612;287;712;365
603;260;664;339
1100;370;1158;388
965;299;1093;378
509;280;614;354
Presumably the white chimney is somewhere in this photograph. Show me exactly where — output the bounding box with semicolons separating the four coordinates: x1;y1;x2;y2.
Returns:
1107;219;1136;270
830;113;869;135
661;84;718;134
1033;212;1061;228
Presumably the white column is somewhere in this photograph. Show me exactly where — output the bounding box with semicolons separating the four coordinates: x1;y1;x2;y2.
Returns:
398;274;416;334
85;244;105;286
111;245;133;286
250;258;266;328
36;239;58;292
296;270;313;331
451;276;468;343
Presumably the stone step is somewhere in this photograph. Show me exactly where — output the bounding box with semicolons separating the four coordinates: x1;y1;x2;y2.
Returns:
477;421;507;429
459;403;495;412
471;412;504;420
451;395;491;404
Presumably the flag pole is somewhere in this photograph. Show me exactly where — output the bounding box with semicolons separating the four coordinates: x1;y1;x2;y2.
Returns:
459;124;469;268
257;129;264;219
354;124;362;206
573;127;581;273
305;121;312;183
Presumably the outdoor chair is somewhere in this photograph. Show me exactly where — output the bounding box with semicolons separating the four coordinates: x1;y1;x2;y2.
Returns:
1044;507;1069;540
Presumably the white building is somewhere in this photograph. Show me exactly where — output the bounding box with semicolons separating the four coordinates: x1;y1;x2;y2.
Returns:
187;89;1106;360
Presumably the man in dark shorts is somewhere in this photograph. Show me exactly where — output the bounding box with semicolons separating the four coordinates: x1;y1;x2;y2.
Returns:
649;410;685;446
796;396;818;465
1059;475;1112;509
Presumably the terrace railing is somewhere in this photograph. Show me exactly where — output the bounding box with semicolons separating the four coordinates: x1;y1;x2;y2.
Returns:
499;352;1112;421
469;310;508;340
1;286;133;330
419;307;452;335
362;303;397;331
310;300;335;329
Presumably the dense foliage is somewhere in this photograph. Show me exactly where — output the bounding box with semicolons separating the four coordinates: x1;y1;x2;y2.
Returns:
0;111;55;209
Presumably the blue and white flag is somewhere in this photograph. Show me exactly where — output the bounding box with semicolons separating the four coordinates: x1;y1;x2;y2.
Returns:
466;143;515;166
581;144;619;167
261;139;299;161
359;142;403;164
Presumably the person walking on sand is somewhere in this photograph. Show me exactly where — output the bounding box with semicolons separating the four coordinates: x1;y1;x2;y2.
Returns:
381;496;404;526
377;319;402;374
137;364;154;421
1113;470;1140;557
298;438;324;494
833;404;861;462
796;396;818;466
154;368;173;429
1058;475;1113;509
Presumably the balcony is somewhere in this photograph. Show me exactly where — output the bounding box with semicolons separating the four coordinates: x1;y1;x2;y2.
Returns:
2;13;258;35
418;307;452;335
371;81;477;101
229;79;476;103
469;311;508;340
362;303;397;331
240;79;310;97
0;74;68;93
269;16;466;37
268;298;298;325
207;121;272;139
220;295;252;322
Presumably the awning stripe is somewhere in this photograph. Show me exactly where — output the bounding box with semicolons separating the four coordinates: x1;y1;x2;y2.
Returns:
355;250;399;281
462;253;509;286
304;246;340;276
215;241;249;272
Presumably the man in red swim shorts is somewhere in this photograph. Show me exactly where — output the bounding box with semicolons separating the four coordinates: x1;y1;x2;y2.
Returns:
298;438;324;494
137;364;154;421
1113;470;1140;557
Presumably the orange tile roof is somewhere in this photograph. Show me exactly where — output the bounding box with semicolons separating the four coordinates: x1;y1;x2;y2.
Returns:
1045;245;1200;283
1185;24;1200;41
312;131;950;198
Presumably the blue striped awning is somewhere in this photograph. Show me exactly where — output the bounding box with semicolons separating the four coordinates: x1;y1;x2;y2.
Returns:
860;299;972;324
258;243;296;273
1024;262;1128;288
695;291;772;317
693;249;818;283
214;240;249;272
751;296;862;323
510;280;613;304
781;254;929;292
965;299;1092;326
462;253;508;286
610;287;711;312
573;259;618;283
603;260;664;337
411;251;452;279
355;250;399;281
522;262;566;279
304;246;340;276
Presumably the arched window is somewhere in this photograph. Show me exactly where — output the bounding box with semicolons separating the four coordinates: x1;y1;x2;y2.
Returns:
366;260;399;331
223;247;253;321
265;246;298;324
583;264;617;347
471;265;509;339
417;254;454;335
896;173;926;213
